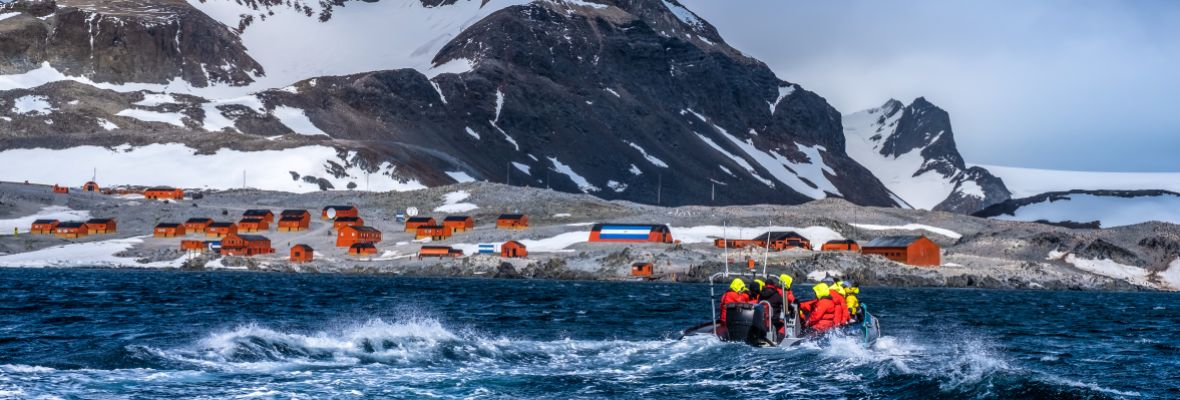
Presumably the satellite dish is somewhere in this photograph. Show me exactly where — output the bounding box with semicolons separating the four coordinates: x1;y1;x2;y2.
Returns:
406;207;419;217
326;208;337;219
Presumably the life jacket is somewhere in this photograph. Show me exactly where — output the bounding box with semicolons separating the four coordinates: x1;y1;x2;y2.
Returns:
806;298;837;332
829;291;849;325
846;293;859;314
760;284;784;316
719;290;750;322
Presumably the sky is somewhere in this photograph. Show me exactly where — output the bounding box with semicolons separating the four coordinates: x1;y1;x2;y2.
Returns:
680;0;1180;172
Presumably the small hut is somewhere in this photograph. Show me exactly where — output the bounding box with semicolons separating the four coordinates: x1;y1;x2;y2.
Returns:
238;217;269;232
184;218;213;234
336;225;382;248
85;218;117;235
322;205;359;220
418;246;462;258
821;239;860;252
82;181;100;192
348;243;379;256
415;225;452;240
220;234;275;256
277;210;311;231
862;236;941;267
205;222;237;238
154;223;185;238
30;219;59;235
404;217;436;232
332;216;365;231
290;244;314;262
242;209;275;224
144;187;184;200
443;216;475;233
631;262;654;277
501;240;527;258
54;222;88;238
496;214;528;230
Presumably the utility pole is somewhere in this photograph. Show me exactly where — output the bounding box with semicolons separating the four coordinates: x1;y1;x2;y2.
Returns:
242;170;246;189
657;173;662;205
711;181;715;204
506;161;511;186
546;168;550;189
92;167;96;182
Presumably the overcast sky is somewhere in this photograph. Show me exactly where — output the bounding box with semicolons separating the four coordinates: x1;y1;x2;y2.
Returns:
680;0;1180;172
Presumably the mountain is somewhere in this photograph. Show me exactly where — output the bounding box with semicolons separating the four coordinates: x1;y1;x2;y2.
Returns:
974;189;1180;228
0;0;901;207
843;98;1010;213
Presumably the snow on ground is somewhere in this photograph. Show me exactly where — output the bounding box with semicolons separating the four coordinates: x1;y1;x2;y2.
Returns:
548;156;600;193
850;223;962;239
1048;250;1154;289
1162;259;1180;291
96;118;119;131
693;132;773;187
843;106;955;209
769;84;795;112
10;95;53;115
0;12;20;22
433;190;478;213
465;127;481;140
445;171;476;183
661;0;703;29
0;206;92;235
978;165;1180;198
671;225;844;246
115;109;187;127
623;141;669;168
0;143;424;193
134;93;178;107
0;236;185;268
511;162;531;175
271;106;328;136
992;193;1180;228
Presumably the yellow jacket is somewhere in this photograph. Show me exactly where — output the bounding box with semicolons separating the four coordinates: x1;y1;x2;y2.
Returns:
846;293;859;312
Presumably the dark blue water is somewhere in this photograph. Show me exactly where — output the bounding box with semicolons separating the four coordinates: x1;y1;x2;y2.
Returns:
0;269;1177;399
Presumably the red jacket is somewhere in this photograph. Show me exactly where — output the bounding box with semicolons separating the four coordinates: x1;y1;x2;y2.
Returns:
806;298;837;332
829;291;849;325
719;290;750;322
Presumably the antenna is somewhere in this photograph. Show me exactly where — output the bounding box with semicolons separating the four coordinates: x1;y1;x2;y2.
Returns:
242;170;246;189
92;167;96;182
762;228;771;278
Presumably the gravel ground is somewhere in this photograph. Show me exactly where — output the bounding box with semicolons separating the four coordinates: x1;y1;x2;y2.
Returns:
2;181;1177;291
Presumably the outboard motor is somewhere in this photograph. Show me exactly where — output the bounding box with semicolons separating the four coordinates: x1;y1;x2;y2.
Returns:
722;303;755;342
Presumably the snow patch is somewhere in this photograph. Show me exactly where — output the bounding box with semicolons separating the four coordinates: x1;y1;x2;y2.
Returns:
0;206;92;235
850;223;962;239
272;106;328;136
1048;251;1154;288
433;190;478;213
992;193;1180;228
548;156;600;193
465;126;481;140
624;141;669;168
979;165;1180;198
604;88;621;98
0;236;185;268
769;84;795;113
660;0;703;29
11;95;53;115
0;12;20;22
511;162;531;175
133;93;178;107
957;180;985;199
116;109;187;128
694;132;772;187
674;225;844;247
606;180;627;192
96;118;119;131
445;171;476;183
629;164;643;176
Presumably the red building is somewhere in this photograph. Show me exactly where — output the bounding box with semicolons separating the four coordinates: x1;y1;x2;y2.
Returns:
154;223;185;237
322;205;358;220
30;219;59;234
405;217;436;232
242;209;275;224
496;214;528;230
184;218;213;234
348;243;379;256
337;225;382;248
54;222;88;238
238;217;269;232
85;218;117;234
443;216;474;233
82;181;100;192
862;236;941;267
821;239;860;252
631;262;654;277
277;210;311;231
52;185;69;194
418;246;462;258
588;224;673;243
332;216;365;231
220;234;275;256
714;231;811;251
415;225;452;240
180;240;208;252
144;187;184;200
290;244;314;262
501;240;527;258
205;222;237;238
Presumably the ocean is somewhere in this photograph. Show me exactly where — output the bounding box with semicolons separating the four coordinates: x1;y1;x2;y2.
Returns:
0;268;1176;399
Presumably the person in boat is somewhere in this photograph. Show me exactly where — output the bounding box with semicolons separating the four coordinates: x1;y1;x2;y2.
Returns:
803;283;838;334
756;275;793;335
719;278;752;324
843;280;861;323
828;281;851;326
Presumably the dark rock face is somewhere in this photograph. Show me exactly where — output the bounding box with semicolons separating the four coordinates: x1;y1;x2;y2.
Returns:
0;0;262;86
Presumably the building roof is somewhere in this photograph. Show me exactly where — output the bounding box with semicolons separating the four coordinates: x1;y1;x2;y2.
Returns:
443;215;472;221
420;245;453;250
235;234;270;242
292;244;313;250
146;186;178;191
32;219;58;224
864;236;925;248
825;239;858;244
155;223;182;228
406;217;434;223
592;223;669;232
86;218;114;223
243;209;272;216
334;216;362;222
323;205;355;211
343;225;381;233
752;231;806;241
185;217;213;223
350;243;377;249
57;222;86;228
281;209;309;216
209;222;236;228
498;214;525;220
503;240;525;246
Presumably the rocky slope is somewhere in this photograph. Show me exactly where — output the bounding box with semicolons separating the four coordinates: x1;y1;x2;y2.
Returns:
843;98;1011;213
0;0;900;207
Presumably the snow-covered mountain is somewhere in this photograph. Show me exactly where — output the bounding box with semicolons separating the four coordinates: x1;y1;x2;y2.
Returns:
843;98;1010;213
0;0;901;206
976;190;1180;228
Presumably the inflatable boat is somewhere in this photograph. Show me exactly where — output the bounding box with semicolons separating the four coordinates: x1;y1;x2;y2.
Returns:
680;272;881;348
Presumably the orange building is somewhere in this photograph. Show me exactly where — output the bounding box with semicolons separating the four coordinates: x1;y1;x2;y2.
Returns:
405;217;436;232
82;181;100;192
861;236;941;267
153;223;185;237
496;214;528;230
52;185;69;194
415;225;452;240
631;262;654;277
588;224;673;243
442;216;474;233
336;225;382;248
220;234;275;256
242;209;275;224
184;218;213;234
290;244;314;262
180;240;208;252
714;231;811;251
322;205;358;220
85;218;117;234
277;210;311;231
332;216;365;231
53;222;88;238
238;217;269;232
144;187;184;200
30;219;59;234
205;222;237;238
501;240;527;258
821;239;860;252
418;246;462;258
348;243;379;256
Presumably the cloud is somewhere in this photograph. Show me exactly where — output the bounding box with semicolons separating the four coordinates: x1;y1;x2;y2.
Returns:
680;0;1180;171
